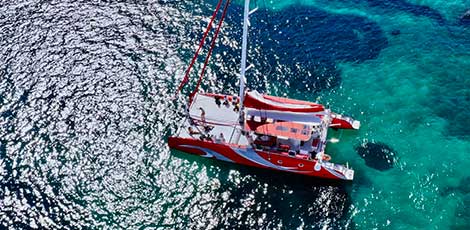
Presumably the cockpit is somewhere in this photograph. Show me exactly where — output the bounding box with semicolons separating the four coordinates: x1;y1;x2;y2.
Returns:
246;112;328;160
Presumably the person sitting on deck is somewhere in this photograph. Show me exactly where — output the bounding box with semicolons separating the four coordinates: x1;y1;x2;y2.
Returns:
196;107;213;134
217;133;226;143
223;96;230;107
199;107;206;123
215;97;221;107
232;98;238;106
188;126;210;141
232;98;240;112
233;103;240;112
205;134;214;142
203;125;213;133
188;127;201;137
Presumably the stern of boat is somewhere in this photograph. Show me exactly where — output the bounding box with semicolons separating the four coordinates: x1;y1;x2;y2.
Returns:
331;113;360;130
322;162;355;180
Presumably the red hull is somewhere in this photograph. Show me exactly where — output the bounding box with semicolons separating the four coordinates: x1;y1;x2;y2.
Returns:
331;117;354;129
169;137;353;180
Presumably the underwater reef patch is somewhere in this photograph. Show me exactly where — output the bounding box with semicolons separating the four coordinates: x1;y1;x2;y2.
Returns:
355;141;396;171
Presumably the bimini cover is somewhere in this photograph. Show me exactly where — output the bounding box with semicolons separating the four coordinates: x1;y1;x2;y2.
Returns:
246;109;322;125
255;121;312;141
244;91;324;113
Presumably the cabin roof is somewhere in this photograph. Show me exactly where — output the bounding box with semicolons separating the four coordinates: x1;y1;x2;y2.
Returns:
254;121;312;141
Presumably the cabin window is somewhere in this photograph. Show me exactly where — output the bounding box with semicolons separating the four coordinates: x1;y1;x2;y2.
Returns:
276;126;289;132
298;163;304;167
290;128;298;133
260;135;270;141
277;160;283;164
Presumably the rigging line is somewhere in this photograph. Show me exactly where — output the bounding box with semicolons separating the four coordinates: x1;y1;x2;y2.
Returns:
175;0;224;97
190;0;231;103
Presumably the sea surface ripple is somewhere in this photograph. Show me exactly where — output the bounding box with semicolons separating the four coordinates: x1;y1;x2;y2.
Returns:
1;0;470;229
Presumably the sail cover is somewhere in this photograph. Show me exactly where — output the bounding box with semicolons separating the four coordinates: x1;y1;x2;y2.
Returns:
243;91;324;113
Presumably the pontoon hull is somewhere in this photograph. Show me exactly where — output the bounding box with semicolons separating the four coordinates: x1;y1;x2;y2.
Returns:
331;116;361;129
169;137;354;180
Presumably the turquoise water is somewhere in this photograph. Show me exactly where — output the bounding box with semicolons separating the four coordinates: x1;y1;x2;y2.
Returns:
0;0;469;229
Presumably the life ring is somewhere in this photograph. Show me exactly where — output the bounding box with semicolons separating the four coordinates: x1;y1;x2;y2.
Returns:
322;154;331;161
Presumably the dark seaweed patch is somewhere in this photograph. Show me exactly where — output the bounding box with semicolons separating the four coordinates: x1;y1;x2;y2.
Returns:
453;194;470;228
429;75;470;140
391;29;401;36
355;0;446;25
442;176;470;196
355;141;396;171
441;176;470;196
459;10;470;25
457;176;470;194
211;5;387;93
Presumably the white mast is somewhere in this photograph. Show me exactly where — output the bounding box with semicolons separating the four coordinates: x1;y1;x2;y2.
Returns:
238;0;250;124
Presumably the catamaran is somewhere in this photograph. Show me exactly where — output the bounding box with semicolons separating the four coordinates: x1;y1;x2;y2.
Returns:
168;0;360;180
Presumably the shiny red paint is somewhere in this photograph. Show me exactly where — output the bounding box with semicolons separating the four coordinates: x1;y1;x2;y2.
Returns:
331;117;354;129
169;137;344;180
244;93;324;113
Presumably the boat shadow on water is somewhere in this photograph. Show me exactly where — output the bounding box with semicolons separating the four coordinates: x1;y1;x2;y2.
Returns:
171;149;355;229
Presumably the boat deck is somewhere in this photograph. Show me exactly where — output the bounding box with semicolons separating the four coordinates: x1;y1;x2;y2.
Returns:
177;93;250;146
178;93;331;154
189;94;239;126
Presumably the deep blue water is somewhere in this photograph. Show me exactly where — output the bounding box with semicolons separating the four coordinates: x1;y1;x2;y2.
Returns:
1;0;469;229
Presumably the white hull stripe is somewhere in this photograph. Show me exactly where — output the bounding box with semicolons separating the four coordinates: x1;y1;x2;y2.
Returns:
231;147;304;172
324;167;346;179
178;144;343;179
179;145;235;163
